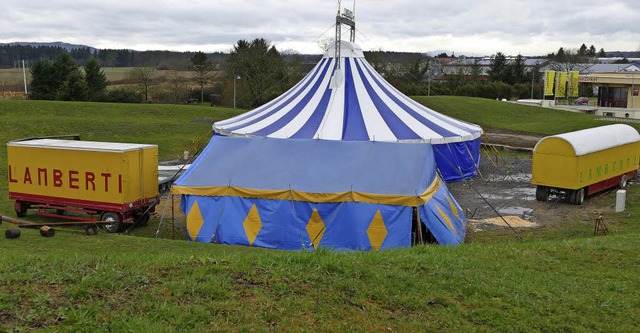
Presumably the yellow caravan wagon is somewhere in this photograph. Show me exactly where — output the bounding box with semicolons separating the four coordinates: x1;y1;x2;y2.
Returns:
532;124;640;205
7;138;159;232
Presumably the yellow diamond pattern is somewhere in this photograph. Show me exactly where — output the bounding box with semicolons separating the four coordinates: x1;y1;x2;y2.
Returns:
243;204;262;246
186;201;204;242
436;205;456;232
367;210;388;251
306;208;326;249
447;196;460;219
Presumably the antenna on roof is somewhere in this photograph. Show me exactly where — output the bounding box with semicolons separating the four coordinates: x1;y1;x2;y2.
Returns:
334;0;356;69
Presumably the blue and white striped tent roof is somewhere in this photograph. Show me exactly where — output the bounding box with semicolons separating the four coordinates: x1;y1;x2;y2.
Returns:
214;41;483;181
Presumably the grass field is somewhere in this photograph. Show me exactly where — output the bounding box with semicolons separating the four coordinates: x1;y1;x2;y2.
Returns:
2;97;640;331
0;67;198;81
413;95;631;134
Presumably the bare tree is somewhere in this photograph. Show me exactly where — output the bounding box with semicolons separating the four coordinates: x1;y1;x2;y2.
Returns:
129;66;156;102
547;48;588;72
317;37;334;53
166;70;188;103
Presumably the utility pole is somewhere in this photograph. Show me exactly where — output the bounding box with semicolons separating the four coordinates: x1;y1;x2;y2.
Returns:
530;68;535;99
22;60;28;95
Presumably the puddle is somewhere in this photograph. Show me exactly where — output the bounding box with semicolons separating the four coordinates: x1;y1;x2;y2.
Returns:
479;186;535;201
513;187;536;195
498;206;533;216
484;173;531;182
479;193;514;200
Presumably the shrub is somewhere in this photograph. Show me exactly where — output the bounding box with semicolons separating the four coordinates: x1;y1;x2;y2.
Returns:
102;88;141;103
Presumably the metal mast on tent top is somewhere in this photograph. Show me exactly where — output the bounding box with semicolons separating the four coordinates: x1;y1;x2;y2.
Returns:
334;0;356;69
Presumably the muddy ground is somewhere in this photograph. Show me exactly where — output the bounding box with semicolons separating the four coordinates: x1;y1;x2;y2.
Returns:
450;133;624;232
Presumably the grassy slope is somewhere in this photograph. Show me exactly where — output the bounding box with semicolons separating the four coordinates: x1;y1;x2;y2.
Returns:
0;100;245;215
2;97;640;331
414;96;639;135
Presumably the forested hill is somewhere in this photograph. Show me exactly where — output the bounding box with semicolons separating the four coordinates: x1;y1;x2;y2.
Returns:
0;42;433;70
0;43;232;69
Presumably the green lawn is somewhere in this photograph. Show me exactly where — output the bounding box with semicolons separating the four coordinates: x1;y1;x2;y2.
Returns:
0;100;245;217
2;97;640;332
414;95;632;135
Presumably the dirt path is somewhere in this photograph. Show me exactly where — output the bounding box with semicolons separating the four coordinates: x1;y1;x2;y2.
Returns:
483;131;542;149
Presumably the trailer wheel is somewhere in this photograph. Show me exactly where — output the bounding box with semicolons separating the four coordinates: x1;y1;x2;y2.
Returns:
573;188;585;205
619;175;628;189
535;186;549;202
15;201;27;218
101;212;122;233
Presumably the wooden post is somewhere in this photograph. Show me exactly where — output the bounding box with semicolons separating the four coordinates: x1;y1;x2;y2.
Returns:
594;214;608;236
414;207;423;245
171;194;175;240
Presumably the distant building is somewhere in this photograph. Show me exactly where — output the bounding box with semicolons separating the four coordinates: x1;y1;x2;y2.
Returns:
578;62;640;117
435;57;548;81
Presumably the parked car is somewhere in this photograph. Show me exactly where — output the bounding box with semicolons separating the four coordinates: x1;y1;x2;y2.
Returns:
574;97;589;105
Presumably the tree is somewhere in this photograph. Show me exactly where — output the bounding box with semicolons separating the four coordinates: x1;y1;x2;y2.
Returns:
189;51;215;103
84;58;108;101
364;49;390;76
166;70;188;103
29;53;82;100
470;58;482;82
57;69;89;101
225;38;286;108
52;53;78;88
281;49;305;87
488;52;509;82
29;59;56;100
598;48;607;57
509;54;527;84
547;47;584;72
129;66;155;102
588;45;597;57
578;44;588;56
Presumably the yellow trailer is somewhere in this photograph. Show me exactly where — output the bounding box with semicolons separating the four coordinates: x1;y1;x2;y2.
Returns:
532;124;640;204
7;139;158;232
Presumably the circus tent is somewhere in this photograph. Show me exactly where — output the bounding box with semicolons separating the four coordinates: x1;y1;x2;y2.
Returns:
172;136;466;250
214;41;483;182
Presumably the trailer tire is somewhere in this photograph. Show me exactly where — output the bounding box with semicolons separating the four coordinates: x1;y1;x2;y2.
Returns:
619;174;628;189
101;212;122;233
573;188;585;205
535;186;549;202
15;201;27;218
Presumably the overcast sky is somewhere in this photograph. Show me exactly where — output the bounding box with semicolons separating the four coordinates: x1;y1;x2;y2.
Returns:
2;0;639;56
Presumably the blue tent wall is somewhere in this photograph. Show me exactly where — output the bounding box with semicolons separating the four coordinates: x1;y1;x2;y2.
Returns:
433;138;481;183
181;196;416;250
174;136;467;250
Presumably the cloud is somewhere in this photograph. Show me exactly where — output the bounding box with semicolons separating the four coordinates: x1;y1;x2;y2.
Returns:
1;0;638;56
